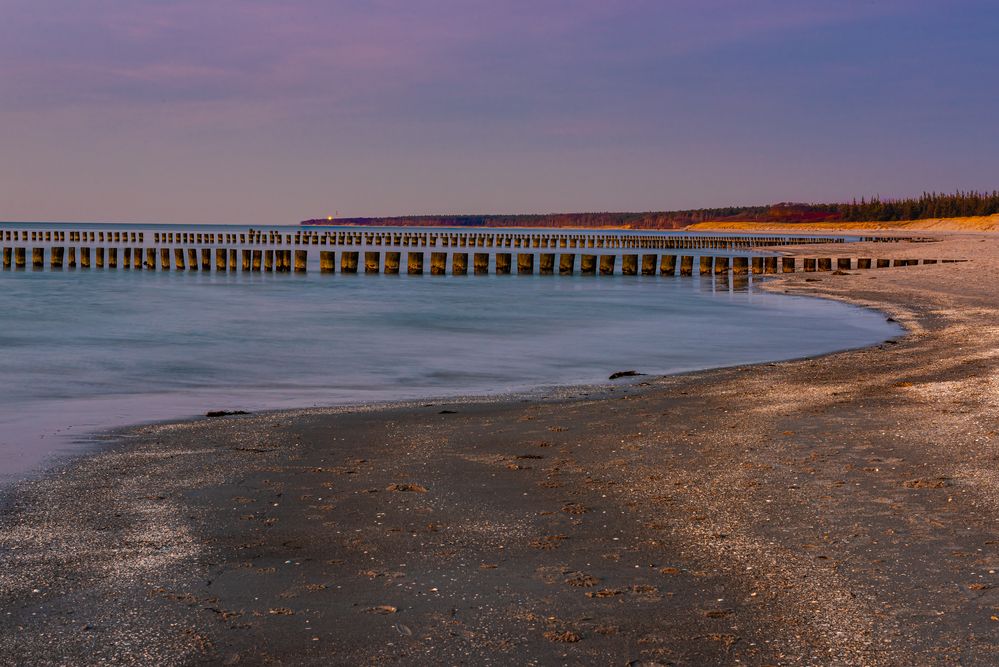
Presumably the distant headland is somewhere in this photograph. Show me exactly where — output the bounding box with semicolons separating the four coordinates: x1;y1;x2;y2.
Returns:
302;190;999;229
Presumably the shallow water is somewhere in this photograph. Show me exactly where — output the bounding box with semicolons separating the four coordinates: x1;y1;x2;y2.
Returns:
0;261;903;486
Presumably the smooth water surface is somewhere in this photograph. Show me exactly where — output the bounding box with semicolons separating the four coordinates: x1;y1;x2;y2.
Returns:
0;268;901;486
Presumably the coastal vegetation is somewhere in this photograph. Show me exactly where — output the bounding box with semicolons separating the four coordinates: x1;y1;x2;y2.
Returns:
304;190;999;229
838;190;999;221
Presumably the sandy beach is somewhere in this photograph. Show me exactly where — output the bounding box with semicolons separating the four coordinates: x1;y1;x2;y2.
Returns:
2;231;998;665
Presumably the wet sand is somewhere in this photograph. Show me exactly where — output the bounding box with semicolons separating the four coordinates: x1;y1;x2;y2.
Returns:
2;233;998;665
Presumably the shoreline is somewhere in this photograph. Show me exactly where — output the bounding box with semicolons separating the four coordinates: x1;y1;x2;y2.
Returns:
0;307;896;498
0;275;897;493
3;233;998;664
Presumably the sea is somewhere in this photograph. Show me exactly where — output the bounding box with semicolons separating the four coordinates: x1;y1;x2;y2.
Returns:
0;222;903;486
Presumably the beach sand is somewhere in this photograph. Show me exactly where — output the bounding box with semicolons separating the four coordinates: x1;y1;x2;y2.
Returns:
688;213;999;233
2;233;998;665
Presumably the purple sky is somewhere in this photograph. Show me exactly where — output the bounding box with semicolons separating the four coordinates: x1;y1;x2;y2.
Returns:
1;0;997;224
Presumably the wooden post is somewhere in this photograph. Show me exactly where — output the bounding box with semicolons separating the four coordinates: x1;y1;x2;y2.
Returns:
51;247;65;268
599;255;616;275
95;247;105;269
751;257;763;274
68;247;77;268
659;254;677;276
622;254;638;275
408;252;424;275
341;251;358;273
699;256;712;275
453;253;468;275
216;248;227;272
495;253;511;274
32;247;45;268
229;249;237;271
252;250;262;272
474;253;489;274
382;250;402;274
187;249;198;271
242;249;252;271
714;256;729;274
580;254;597;275
641;254;657;275
264;249;274;272
295;250;308;272
559;254;575;275
320;251;335;273
2;247;10;269
539;253;555;274
365;251;380;273
79;247;90;269
517;253;534;275
174;248;186;270
431;252;447;275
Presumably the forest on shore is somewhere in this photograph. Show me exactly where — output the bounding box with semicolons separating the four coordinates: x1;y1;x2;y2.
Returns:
302;191;999;230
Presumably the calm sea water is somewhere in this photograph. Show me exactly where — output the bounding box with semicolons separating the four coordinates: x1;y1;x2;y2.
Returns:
0;232;900;486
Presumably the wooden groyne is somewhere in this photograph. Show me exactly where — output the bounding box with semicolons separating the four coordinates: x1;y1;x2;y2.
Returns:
2;227;864;250
0;226;954;277
0;245;958;276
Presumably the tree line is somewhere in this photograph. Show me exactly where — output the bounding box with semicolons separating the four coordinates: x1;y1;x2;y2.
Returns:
302;190;999;229
838;191;999;221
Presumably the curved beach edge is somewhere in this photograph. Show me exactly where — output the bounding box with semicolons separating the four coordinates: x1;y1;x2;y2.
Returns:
2;232;998;665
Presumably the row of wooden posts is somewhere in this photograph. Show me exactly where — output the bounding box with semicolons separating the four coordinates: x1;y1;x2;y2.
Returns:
0;247;301;272
0;246;951;275
2;228;856;251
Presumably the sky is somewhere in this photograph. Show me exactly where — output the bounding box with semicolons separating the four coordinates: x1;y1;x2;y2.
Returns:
1;0;997;224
